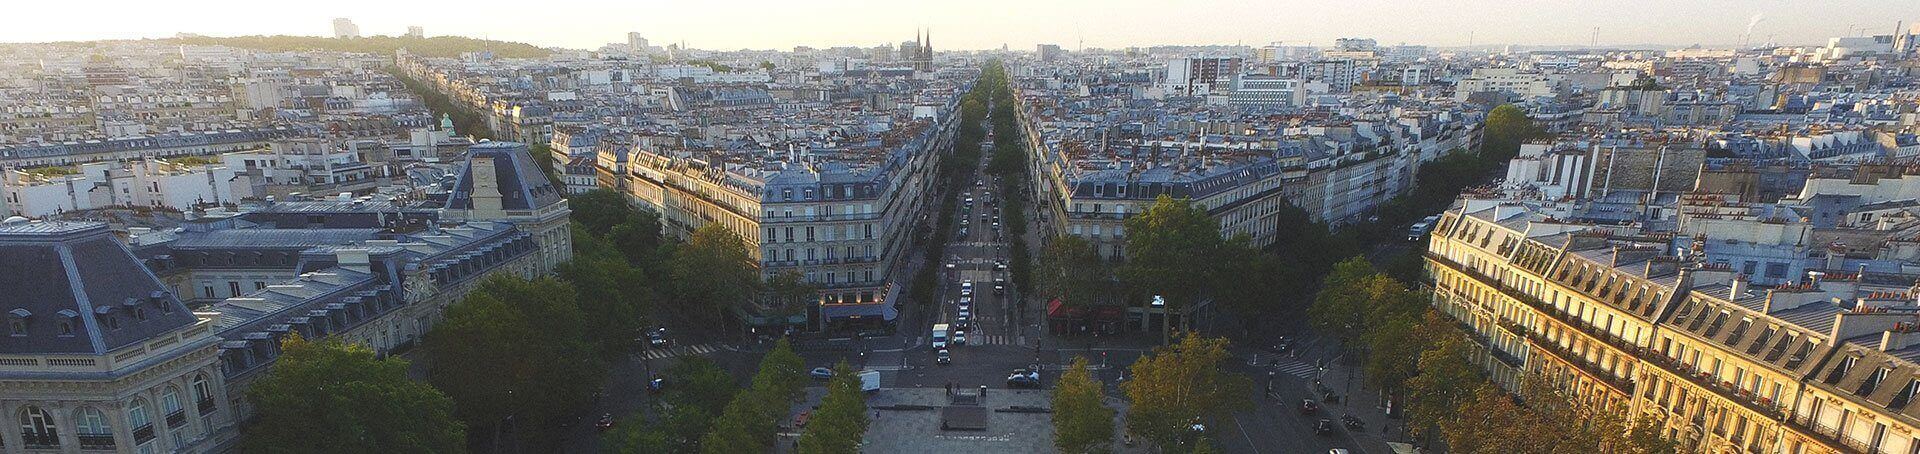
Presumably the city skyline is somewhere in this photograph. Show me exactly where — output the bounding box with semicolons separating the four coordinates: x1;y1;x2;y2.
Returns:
8;0;1917;50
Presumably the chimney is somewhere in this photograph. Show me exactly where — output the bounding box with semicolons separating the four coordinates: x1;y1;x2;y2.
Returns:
336;248;371;274
1729;274;1748;298
1881;323;1920;352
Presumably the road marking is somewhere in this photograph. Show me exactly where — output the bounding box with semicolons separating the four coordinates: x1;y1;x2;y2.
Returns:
1232;415;1262;454
641;343;724;360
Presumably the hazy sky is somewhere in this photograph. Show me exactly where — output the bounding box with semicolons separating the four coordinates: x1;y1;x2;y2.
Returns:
9;0;1918;50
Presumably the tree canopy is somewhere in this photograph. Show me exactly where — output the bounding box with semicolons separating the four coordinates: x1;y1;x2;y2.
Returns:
1121;334;1249;451
798;362;869;454
671;224;762;326
242;334;466;454
1053;357;1116;454
423;275;606;449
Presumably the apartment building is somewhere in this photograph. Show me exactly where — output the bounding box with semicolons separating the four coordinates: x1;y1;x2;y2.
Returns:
1427;198;1920;453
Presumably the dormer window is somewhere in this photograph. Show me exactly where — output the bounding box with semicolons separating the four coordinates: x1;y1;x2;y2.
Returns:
1893;379;1920;410
8;308;30;337
1860;367;1890;395
1828;356;1860;384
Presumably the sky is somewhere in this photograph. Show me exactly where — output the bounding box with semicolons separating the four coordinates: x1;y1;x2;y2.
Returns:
8;0;1918;51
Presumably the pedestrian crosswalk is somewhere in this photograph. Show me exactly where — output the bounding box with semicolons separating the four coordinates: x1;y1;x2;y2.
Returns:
641;343;724;361
957;334;1021;346
1267;358;1322;379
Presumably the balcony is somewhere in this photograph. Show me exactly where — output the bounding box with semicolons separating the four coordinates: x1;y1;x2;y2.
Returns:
1641;352;1784;421
133;424;154;444
166;410;186;427
1523;331;1636;394
1783;413;1867;454
21;431;59;449
198;398;217;414
77;434;115;450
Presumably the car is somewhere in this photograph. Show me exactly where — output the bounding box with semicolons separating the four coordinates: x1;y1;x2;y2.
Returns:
960;281;974;290
956;315;971;328
647;377;665;394
1006;369;1041;388
1329;450;1351;454
647;327;670;348
953;331;967;345
958;227;969;237
957;308;971;319
1299;398;1320;414
810;367;835;379
993;284;1005;295
960;287;973;297
957;299;971;311
936;349;952;364
994;260;1008;271
596;413;614;432
794;411;811;428
976;179;985;187
1314;418;1336;436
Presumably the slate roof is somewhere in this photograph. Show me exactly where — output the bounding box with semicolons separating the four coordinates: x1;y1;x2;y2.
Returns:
446;141;564;211
0;221;197;355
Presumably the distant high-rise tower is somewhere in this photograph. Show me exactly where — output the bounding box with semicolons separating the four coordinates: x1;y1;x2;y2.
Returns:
627;32;649;53
332;18;360;39
406;26;425;38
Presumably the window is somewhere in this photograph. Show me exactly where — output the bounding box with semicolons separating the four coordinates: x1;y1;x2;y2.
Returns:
202;286;214;298
193;374;215;409
76;407;112;447
8;318;23;336
20;405;58;448
228;281;241;296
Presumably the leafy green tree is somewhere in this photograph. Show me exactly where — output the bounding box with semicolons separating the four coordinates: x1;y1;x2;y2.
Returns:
700;339;806;453
424;276;606;449
1306;257;1380;347
1404;318;1482;437
671;224;762;326
558;228;656;358
765;270;818;322
1120;196;1225;342
1208;234;1280;325
799;362;869;454
607;357;740;454
1121;334;1250;451
1039;235;1110;308
1053;357;1115;454
1481;104;1541;161
242;334;465;454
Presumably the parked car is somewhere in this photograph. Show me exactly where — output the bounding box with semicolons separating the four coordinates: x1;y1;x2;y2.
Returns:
1299;399;1320;414
794;411;811;427
810;367;835;379
1314;418;1336;436
936;349;952;365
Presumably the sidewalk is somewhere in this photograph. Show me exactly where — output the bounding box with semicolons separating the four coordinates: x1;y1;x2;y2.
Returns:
1310;356;1412;454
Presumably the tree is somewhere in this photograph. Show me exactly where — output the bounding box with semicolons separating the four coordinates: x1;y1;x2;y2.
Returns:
424;276;606;449
1481;104;1540;161
765;270;818;323
242;334;466;454
798;362;869;454
607;357;739;454
671;224;761;326
569;189;640;236
1039;235;1111;308
1120;196;1226;342
1306;257;1380;347
558;229;656;358
1122;334;1250;450
1207;234;1279;326
1053;357;1115;454
1404;319;1482;437
701;339;806;453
